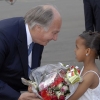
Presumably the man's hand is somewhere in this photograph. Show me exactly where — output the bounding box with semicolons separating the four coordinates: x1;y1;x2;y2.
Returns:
28;85;33;93
18;92;41;100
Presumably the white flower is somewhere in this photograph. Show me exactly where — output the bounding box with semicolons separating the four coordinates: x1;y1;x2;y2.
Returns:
57;83;63;89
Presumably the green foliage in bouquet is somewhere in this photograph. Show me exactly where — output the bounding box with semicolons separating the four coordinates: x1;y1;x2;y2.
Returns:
66;66;81;84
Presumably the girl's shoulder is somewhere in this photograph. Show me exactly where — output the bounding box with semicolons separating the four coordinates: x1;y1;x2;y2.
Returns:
81;68;100;89
82;70;100;78
80;66;100;78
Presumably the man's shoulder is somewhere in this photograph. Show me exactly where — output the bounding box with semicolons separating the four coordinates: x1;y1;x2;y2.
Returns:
0;17;24;31
0;17;23;22
0;17;23;25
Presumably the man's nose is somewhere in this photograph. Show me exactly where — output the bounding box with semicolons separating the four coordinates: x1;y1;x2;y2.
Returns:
53;34;58;41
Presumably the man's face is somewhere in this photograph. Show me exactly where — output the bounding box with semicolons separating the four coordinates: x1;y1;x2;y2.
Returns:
31;18;62;46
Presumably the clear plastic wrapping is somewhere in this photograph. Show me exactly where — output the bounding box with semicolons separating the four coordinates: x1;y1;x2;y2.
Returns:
21;62;82;100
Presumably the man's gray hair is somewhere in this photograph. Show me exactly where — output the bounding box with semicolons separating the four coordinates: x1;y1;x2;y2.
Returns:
24;5;54;30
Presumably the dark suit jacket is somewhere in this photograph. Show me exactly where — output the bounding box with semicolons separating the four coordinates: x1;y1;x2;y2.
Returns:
0;17;44;100
83;0;100;32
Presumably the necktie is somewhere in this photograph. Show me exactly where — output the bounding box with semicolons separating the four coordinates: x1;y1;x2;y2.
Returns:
28;42;33;76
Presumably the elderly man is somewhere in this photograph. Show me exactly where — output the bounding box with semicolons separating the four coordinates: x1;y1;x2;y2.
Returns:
0;4;62;100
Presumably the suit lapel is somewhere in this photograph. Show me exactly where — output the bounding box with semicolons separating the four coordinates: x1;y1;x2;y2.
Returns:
17;18;28;79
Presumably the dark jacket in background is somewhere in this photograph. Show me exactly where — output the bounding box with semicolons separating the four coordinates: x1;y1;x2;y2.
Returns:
83;0;100;32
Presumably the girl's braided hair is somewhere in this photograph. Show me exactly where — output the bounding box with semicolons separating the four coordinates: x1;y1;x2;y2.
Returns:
79;30;100;59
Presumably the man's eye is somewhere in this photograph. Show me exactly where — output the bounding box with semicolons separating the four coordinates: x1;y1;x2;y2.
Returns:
52;32;58;34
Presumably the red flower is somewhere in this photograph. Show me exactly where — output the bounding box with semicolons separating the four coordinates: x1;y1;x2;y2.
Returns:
40;89;50;100
77;69;80;74
51;76;64;87
51;95;58;100
71;66;75;69
59;95;65;100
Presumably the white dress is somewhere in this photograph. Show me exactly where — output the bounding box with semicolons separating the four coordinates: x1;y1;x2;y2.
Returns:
66;67;100;100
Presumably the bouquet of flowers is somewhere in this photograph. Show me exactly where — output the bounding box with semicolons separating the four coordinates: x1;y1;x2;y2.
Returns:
21;62;82;100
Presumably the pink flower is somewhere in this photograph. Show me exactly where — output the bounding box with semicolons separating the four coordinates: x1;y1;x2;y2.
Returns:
61;85;68;92
39;82;45;91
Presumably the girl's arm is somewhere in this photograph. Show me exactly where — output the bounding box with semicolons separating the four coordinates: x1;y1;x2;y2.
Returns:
67;72;95;100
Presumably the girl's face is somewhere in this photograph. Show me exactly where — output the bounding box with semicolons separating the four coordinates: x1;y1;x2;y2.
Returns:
75;36;87;62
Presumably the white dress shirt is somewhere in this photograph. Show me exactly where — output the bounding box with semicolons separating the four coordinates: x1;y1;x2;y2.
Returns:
25;24;32;68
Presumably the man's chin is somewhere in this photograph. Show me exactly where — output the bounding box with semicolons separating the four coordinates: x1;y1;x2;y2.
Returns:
39;42;48;46
43;43;48;46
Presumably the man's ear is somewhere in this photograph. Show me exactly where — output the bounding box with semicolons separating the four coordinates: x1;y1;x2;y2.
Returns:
35;24;42;32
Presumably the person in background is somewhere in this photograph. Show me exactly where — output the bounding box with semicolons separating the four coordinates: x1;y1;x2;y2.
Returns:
83;0;100;32
0;4;62;100
66;31;100;100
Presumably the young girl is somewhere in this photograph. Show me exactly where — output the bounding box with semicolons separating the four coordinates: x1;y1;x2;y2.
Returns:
66;31;100;100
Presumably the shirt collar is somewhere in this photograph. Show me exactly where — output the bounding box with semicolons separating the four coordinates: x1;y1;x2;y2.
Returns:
25;24;33;47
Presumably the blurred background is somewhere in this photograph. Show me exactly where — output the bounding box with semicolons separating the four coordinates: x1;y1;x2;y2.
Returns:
0;0;99;69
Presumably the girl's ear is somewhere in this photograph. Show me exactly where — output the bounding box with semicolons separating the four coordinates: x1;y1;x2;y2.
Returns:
86;48;91;56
